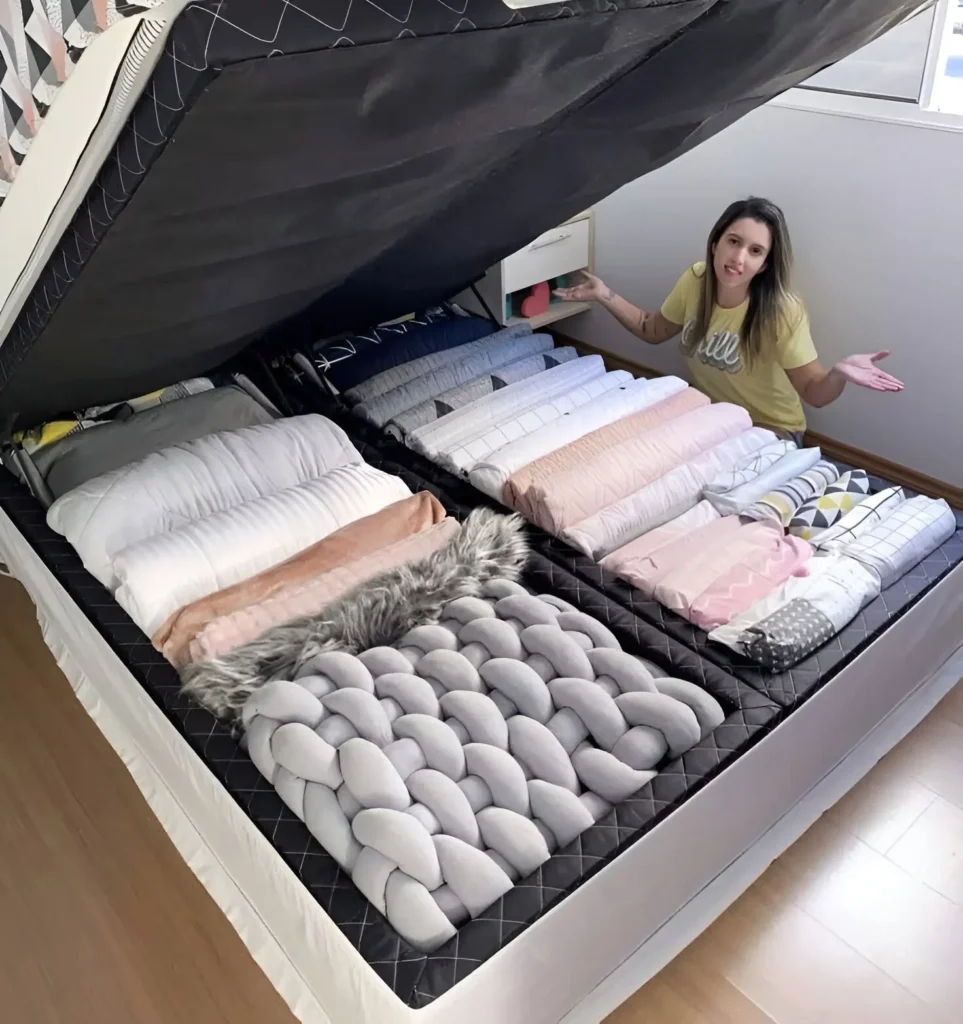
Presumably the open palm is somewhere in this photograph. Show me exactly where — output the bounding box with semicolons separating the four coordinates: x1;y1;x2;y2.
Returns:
835;351;904;393
553;271;608;303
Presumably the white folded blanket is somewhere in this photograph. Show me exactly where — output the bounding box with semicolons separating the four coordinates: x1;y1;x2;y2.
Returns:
843;495;957;589
564;427;775;559
47;415;360;589
810;486;905;552
469;375;687;501
408;356;607;467
113;463;410;636
703;446;821;516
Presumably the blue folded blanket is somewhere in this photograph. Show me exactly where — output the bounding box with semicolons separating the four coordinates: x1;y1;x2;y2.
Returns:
314;309;495;391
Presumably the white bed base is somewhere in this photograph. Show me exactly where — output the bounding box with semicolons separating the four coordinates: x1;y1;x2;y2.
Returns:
1;502;959;1024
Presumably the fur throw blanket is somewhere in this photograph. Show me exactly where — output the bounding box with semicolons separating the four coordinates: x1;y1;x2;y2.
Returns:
180;508;528;719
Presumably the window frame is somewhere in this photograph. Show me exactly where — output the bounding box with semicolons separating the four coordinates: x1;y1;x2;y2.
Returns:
771;0;963;132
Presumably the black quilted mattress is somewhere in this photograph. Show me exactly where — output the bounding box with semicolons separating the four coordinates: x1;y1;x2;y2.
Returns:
0;0;926;424
0;462;779;1006
325;408;963;713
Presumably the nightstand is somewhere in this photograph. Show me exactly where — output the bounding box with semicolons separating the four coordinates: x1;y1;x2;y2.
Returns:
457;209;595;330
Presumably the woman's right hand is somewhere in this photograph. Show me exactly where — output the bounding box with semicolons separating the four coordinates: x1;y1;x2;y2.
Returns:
553;271;609;304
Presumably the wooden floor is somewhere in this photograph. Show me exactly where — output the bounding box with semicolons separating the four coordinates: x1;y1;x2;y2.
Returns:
0;575;961;1024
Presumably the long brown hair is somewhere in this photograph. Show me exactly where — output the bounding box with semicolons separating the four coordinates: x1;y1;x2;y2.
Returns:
686;197;800;367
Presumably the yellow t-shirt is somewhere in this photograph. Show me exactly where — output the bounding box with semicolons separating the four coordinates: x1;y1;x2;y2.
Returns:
661;262;818;434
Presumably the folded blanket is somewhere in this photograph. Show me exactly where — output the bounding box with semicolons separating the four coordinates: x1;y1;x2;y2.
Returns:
447;370;636;486
709;555;882;670
352;331;553;426
563;427;775;559
332;315;497;397
688;534;812;631
34;386;276;500
114;463;411;636
385;347;579;439
187;517;461;667
743;460;840;527
14;376;216;456
414;356;610;471
506;387;709;519
178;508;458;668
600;500;721;575
47;415;360;589
612;515;747;598
788;470;871;540
155;488;445;663
811;486;905;552
653;521;803;624
703;446;822;516
518;403;752;534
843;496;957;589
700;439;795;495
313;308;461;391
468;375;687;502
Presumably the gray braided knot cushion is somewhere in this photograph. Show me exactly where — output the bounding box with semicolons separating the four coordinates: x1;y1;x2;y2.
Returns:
241;579;724;950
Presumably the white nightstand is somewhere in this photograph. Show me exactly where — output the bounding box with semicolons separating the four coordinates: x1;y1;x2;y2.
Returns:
456;209;595;330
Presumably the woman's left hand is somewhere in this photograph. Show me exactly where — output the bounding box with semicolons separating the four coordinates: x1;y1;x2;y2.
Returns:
833;351;905;392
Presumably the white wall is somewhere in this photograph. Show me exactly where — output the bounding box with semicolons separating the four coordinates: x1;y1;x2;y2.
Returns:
564;103;963;487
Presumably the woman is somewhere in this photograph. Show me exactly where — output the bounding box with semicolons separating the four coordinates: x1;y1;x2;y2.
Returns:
554;197;903;444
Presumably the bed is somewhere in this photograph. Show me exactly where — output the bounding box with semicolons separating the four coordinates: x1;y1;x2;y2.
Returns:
0;1;951;1021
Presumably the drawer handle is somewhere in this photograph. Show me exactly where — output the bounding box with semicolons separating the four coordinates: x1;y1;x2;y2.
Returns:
528;230;572;252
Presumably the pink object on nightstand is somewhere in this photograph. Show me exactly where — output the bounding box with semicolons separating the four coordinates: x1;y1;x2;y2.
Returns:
521;280;550;318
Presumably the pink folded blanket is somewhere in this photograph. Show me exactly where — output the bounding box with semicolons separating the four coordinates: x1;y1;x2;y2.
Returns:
612;515;747;598
187;518;462;665
505;387;709;518
156;490;447;665
688;533;812;631
651;520;809;626
518;402;751;534
600;500;722;575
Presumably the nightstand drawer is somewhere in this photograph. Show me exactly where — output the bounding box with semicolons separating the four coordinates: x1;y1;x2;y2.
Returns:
503;216;591;294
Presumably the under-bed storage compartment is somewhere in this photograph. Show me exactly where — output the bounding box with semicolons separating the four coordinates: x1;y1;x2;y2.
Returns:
296;314;962;716
0;462;779;1009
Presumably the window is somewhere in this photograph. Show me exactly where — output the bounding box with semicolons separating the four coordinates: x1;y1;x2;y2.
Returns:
779;0;963;124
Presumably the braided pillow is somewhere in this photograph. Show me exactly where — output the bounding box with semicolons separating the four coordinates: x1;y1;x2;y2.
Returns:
241;579;725;951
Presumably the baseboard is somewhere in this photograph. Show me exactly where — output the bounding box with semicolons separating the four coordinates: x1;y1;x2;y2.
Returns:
555;330;963;509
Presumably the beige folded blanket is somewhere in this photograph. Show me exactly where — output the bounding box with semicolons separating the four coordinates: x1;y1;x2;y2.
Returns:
154;490;447;665
505;387;708;519
186;517;461;666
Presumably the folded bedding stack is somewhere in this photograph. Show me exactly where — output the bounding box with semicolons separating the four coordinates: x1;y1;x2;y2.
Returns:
42;413;463;666
239;579;726;951
6;377;276;504
314;323;959;671
710;489;957;669
312;307;489;392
